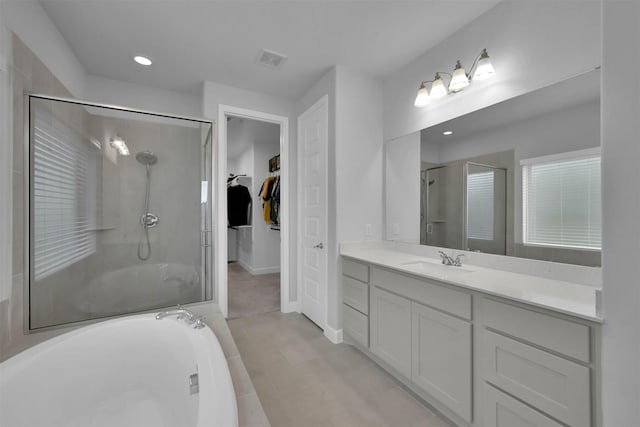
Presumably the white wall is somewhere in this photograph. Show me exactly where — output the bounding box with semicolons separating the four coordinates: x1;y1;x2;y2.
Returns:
385;132;420;242
252;131;281;273
295;67;337;313
85;75;202;118
601;1;640;426
204;80;296;305
333;66;384;330
1;0;85;97
295;66;384;333
382;1;601;141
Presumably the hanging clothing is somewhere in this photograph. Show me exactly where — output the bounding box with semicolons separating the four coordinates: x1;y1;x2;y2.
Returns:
259;175;281;225
227;184;252;226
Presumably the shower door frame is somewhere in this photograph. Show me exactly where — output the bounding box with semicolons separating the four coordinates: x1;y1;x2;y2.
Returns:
23;93;216;333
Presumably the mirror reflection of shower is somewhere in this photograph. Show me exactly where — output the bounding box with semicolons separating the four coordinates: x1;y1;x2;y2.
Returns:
136;150;159;260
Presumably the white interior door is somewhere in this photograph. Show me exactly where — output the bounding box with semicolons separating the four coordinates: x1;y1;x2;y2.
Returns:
297;96;328;329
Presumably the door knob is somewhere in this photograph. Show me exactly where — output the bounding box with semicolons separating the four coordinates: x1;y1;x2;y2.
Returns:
313;242;324;250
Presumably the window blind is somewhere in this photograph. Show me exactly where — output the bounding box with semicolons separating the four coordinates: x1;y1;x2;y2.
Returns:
33;108;96;279
522;151;601;249
467;171;494;240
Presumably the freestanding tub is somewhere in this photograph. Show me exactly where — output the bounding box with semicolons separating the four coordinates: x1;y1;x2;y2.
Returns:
0;313;238;427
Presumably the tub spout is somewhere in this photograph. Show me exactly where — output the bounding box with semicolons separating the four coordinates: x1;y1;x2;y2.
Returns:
155;307;196;324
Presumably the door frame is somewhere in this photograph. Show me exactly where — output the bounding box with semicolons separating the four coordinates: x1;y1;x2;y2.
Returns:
296;95;329;331
216;105;291;318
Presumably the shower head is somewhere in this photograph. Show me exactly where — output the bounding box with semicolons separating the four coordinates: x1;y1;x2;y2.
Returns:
136;150;158;166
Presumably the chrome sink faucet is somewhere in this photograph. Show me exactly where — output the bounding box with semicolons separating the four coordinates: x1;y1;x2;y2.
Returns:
438;251;465;267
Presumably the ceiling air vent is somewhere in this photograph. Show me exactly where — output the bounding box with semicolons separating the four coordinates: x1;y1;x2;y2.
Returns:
257;49;287;69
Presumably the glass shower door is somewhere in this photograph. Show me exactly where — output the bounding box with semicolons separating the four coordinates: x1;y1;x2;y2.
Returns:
27;95;214;330
465;163;507;255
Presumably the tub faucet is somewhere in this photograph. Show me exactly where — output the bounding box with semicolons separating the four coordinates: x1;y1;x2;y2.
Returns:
155;306;196;324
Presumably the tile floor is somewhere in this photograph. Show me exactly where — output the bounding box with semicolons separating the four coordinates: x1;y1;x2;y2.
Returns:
228;312;453;427
228;263;280;319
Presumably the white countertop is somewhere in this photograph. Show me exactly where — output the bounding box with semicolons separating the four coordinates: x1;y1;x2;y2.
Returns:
340;245;602;323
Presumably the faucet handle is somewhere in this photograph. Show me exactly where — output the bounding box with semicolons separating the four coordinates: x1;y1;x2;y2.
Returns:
193;317;206;329
453;254;465;266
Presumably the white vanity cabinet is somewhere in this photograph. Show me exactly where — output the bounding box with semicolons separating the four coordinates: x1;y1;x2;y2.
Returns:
340;255;601;427
481;299;593;427
370;286;412;377
341;259;370;348
412;302;472;422
369;266;473;423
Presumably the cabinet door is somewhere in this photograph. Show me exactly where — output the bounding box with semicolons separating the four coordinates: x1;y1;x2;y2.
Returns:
484;383;563;427
412;302;472;423
370;286;412;378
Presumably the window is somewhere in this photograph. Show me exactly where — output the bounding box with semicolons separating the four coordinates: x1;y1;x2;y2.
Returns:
522;148;601;250
32;106;96;279
467;171;494;240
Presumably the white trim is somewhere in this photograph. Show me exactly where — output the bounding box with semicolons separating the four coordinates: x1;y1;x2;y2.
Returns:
217;105;290;319
520;147;601;166
297;95;329;331
0;27;11;302
324;326;343;344
236;260;281;276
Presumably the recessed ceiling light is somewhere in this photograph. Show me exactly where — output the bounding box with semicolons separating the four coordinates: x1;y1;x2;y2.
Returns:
134;55;152;66
443;130;453;136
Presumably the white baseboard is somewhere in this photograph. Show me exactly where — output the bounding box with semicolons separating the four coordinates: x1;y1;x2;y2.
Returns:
324;325;343;344
281;299;299;313
237;260;280;276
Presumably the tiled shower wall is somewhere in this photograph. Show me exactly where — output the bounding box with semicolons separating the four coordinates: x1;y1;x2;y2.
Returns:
0;34;81;361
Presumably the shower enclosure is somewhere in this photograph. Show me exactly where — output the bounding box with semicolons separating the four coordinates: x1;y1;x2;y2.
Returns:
421;162;507;255
26;94;214;330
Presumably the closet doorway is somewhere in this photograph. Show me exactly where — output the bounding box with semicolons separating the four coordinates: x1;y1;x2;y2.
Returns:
216;105;290;319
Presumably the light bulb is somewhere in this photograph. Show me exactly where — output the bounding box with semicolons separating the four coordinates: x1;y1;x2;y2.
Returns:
414;83;430;107
472;49;495;81
110;136;130;156
449;61;470;92
134;55;153;66
430;74;448;99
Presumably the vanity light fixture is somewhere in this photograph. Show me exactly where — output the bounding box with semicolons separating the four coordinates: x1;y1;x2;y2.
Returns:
443;130;453;136
134;55;152;66
110;135;130;156
414;48;495;107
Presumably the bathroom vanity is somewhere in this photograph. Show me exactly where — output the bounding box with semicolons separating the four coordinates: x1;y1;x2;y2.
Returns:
340;242;601;427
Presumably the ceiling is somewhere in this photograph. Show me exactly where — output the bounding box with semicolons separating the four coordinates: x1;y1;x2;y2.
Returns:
38;0;501;100
421;68;601;146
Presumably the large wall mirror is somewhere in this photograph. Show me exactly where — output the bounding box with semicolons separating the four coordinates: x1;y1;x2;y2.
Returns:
385;69;601;266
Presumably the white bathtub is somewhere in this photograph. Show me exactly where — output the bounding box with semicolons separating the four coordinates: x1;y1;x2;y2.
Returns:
0;313;238;427
73;263;202;317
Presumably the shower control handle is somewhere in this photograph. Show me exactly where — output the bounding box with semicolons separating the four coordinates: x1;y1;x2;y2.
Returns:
313;242;323;250
141;213;159;228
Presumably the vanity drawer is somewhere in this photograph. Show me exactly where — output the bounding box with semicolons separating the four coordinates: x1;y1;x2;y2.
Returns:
371;266;471;320
343;276;369;314
483;383;563;427
343;303;368;348
483;299;590;362
342;258;370;283
483;330;590;427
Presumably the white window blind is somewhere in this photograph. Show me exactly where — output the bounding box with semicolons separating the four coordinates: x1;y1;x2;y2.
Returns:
467;171;494;240
522;149;601;249
33;107;96;279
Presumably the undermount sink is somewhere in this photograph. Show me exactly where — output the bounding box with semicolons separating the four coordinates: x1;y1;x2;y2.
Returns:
401;261;474;277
